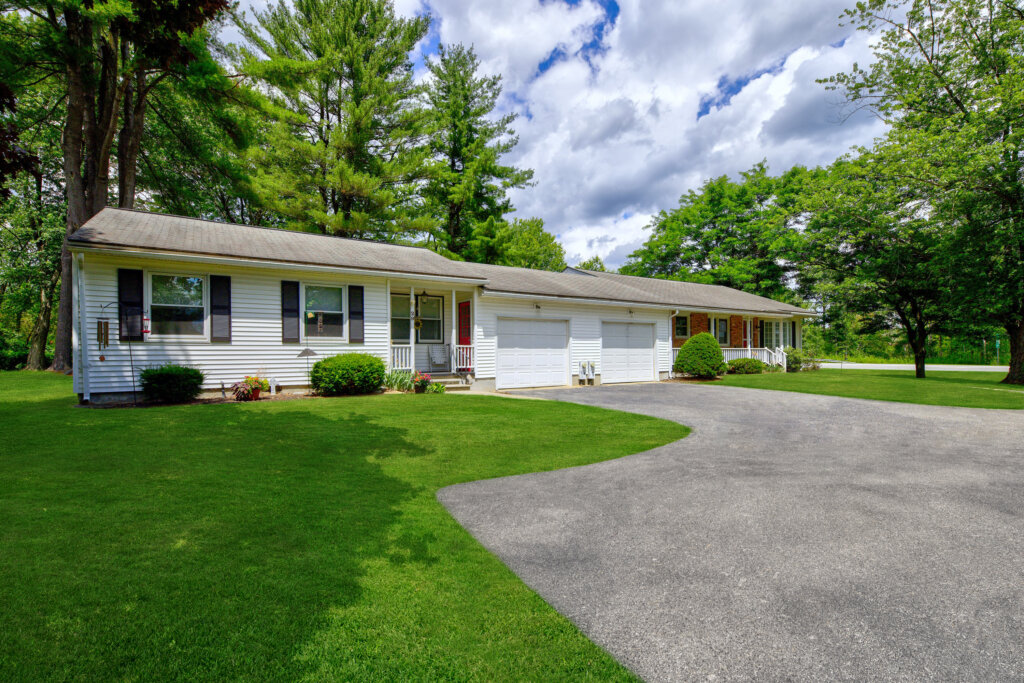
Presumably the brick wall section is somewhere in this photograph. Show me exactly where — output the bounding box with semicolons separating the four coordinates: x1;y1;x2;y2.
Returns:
729;315;744;348
690;312;709;336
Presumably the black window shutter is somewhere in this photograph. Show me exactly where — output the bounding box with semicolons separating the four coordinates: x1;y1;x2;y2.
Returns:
117;268;144;342
349;285;364;343
791;321;797;347
758;320;765;347
210;275;231;343
281;280;300;343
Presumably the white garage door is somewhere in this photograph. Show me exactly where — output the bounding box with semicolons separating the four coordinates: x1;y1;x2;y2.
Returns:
496;318;569;389
602;322;655;384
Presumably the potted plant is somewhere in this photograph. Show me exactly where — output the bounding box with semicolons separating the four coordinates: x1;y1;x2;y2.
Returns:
412;371;431;394
232;375;270;401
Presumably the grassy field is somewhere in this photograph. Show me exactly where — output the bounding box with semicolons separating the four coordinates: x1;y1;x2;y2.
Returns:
0;372;688;682
718;369;1024;409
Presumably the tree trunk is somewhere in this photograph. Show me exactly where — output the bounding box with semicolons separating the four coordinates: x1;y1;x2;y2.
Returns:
913;343;927;379
1002;319;1024;385
51;41;89;372
117;70;148;208
26;270;60;370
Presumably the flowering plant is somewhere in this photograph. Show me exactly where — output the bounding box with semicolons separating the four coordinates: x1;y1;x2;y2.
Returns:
412;371;431;390
232;375;270;401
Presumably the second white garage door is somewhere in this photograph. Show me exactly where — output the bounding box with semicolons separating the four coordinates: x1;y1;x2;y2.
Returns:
601;322;655;384
496;318;570;389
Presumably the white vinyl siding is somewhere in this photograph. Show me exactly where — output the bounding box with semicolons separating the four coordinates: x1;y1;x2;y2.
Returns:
601;322;655;384
75;254;390;392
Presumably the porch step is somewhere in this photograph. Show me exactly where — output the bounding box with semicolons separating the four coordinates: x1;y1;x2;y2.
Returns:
426;373;471;390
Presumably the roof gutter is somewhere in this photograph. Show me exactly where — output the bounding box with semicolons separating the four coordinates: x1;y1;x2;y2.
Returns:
67;243;489;286
480;289;816;317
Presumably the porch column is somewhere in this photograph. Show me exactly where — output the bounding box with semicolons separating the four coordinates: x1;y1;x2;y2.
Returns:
450;288;457;371
409;288;415;372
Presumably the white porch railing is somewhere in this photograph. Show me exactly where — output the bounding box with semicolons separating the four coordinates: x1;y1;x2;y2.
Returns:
390;344;413;371
671;346;787;371
454;345;473;371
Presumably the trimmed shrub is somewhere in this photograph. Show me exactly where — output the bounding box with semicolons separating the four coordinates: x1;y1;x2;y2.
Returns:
426;382;446;394
310;353;386;396
727;357;767;374
139;364;204;403
674;332;727;379
0;336;29;370
784;346;804;372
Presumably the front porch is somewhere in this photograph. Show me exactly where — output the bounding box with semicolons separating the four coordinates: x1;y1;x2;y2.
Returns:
387;285;474;375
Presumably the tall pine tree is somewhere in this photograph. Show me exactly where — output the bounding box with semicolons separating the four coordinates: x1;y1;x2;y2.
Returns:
232;0;431;239
423;43;532;257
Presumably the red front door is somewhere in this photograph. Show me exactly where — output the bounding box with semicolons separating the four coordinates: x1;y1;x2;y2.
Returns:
458;301;471;346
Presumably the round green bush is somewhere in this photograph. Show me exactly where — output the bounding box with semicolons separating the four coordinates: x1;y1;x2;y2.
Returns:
727;357;767;374
139;364;205;403
310;353;386;396
784;346;804;372
674;332;727;379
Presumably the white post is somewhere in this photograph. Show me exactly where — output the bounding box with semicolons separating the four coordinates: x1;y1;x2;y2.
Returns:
76;253;91;402
386;279;391;369
450;288;457;372
409;287;415;373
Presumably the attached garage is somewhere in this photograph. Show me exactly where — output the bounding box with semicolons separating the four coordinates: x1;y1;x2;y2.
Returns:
601;322;655;384
495;318;570;389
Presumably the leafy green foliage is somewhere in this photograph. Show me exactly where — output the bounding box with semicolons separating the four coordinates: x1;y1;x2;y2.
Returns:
783;347;805;373
575;255;606;271
823;0;1024;383
139;364;205;403
623;162;816;302
310;353;387;396
425;382;446;394
727;357;766;374
794;150;952;378
466;216;567;271
422;44;533;257
232;0;432;240
674;332;727;378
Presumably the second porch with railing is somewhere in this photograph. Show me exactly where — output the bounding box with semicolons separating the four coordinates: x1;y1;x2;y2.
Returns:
672;346;788;372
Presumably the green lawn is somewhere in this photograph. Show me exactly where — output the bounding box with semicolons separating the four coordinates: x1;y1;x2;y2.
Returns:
718;369;1024;409
0;372;688;682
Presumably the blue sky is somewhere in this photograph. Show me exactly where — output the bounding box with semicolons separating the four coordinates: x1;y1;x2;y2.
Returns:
235;0;885;266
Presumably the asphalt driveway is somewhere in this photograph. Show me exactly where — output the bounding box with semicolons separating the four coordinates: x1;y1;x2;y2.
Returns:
439;383;1024;681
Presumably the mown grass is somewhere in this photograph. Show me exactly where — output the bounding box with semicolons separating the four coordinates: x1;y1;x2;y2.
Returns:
718;369;1024;409
0;372;688;682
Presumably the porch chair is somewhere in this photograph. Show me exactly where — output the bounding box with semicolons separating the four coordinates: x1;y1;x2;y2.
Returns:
427;344;450;372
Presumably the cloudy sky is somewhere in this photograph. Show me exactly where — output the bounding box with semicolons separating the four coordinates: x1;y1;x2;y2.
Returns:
234;0;887;267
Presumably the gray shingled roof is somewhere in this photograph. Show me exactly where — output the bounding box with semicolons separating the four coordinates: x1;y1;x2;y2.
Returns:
70;208;485;281
467;263;812;315
71;208;812;316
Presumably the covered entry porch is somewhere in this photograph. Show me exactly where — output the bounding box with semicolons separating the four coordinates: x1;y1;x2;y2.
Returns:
387;284;475;375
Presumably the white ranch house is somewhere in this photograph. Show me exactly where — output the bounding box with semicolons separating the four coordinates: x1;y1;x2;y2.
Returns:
69;209;813;403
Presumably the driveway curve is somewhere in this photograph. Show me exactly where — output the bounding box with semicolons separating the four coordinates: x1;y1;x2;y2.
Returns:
438;383;1024;681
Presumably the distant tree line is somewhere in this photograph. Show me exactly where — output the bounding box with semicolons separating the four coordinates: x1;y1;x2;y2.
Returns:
623;0;1024;385
0;0;563;371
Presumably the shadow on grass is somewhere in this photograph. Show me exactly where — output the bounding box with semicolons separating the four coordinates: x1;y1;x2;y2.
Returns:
0;398;429;681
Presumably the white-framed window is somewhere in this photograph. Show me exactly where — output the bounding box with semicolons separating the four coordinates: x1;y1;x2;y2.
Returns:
304;284;345;339
762;320;794;348
674;314;689;339
391;293;411;342
416;295;443;343
712;317;729;346
149;273;207;338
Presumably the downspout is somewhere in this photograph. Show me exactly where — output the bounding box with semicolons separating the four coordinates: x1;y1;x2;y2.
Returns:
76;252;91;403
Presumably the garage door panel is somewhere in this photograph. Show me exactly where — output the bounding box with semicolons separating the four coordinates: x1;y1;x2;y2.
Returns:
602;322;655;384
496;318;569;389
